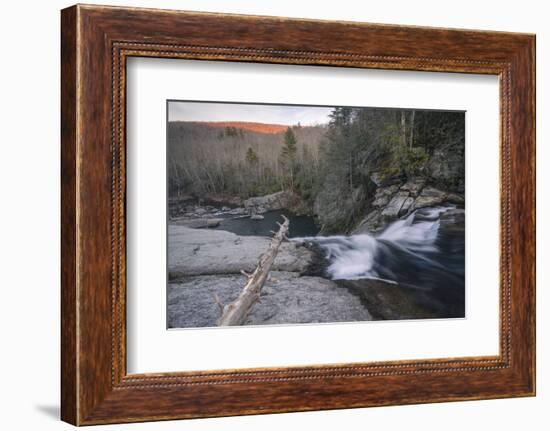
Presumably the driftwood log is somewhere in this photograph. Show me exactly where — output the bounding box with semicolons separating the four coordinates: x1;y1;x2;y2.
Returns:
217;215;290;326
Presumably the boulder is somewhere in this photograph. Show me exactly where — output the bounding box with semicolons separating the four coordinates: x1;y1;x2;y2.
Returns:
411;186;465;211
399;196;415;216
351;209;385;234
372;184;400;208
370;172;385;187
168;225;314;278
228;207;247;215
412;186;449;209
400;178;426;197
167;271;372;328
250;214;265;220
244;190;300;214
170;218;223;229
446;193;465;205
372;194;390;208
381;191;410;218
353;182;465;233
439;208;465;230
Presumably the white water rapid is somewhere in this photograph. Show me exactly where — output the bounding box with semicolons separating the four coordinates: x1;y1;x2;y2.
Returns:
293;206;455;281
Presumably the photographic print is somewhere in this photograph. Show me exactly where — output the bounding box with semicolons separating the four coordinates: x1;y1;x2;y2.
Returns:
167;101;465;328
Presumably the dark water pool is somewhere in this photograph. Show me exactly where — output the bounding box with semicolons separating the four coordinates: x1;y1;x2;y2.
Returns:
214;209;319;238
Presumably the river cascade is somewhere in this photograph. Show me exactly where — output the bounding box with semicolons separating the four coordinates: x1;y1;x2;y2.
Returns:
293;206;465;317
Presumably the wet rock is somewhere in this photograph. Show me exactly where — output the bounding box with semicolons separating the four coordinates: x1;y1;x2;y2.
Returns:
372;184;400;208
381;191;410;218
399;196;415;216
351;210;385;234
446;193;465;205
353;182;464;234
167;271;372;328
439;208;465;230
168;225;314;278
411;186;465;211
336;279;437;320
412;186;449;209
372;194;390;208
250;214;265;220
400;178;426;197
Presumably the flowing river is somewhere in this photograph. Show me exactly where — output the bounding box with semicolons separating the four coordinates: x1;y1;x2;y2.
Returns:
294;206;465;318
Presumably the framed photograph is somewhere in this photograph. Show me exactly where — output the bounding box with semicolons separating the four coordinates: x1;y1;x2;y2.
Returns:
165;101;466;329
61;4;535;425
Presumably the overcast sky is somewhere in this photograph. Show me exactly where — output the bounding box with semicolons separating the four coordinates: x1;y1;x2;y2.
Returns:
168;101;333;126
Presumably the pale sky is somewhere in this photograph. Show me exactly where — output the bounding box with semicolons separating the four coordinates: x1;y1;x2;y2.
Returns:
168;101;333;126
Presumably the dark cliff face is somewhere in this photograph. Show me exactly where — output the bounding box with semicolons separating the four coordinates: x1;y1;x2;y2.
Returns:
427;148;465;193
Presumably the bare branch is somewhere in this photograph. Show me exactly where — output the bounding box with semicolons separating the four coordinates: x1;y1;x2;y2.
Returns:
217;216;290;326
213;293;225;315
240;269;253;278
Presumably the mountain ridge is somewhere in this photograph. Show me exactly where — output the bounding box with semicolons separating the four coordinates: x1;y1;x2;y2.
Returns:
173;121;291;134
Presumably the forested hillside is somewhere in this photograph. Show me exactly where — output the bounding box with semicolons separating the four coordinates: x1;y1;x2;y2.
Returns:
168;121;326;200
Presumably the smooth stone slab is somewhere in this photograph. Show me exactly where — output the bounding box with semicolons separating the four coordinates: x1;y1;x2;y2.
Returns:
168;271;372;328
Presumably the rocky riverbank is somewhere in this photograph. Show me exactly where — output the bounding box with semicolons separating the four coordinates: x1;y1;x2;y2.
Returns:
167;224;375;327
352;177;464;234
313;172;465;235
169;190;309;221
168;225;316;278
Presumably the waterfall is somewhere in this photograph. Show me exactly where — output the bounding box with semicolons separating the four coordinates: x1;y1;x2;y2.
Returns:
293;205;456;282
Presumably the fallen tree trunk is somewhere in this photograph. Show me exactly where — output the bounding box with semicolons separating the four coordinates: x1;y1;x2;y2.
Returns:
217;215;290;326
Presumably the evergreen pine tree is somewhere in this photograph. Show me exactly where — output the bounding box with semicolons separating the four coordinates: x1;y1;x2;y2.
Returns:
245;147;258;165
280;127;298;190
